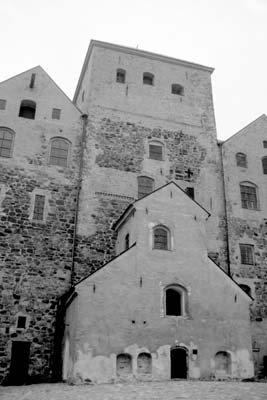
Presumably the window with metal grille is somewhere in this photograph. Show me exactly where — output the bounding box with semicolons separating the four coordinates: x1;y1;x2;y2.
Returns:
137;176;154;199
236;152;247;167
116;69;126;83
240;184;258;209
153;226;169;250
0;127;14;158
149;144;163;160
171;84;184;95
49;138;70;167
263;141;267;148
262;157;267;174
143;72;154;85
33;194;45;220
125;233;129;250
19;100;36;119
0;99;6;110
52;108;61;120
240;244;254;265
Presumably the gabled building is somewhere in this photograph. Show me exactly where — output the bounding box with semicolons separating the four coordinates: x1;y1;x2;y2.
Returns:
63;182;253;383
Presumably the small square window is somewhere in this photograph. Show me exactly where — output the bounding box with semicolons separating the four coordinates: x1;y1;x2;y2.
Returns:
52;108;61;120
0;99;6;110
17;316;26;329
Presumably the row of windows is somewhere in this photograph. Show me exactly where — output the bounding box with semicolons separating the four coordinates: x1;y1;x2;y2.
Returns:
236;152;267;173
0;98;61;120
0;128;70;167
116;69;184;95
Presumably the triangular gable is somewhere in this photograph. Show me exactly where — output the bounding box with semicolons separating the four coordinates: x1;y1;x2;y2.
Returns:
222;114;267;145
113;181;210;231
0;66;82;114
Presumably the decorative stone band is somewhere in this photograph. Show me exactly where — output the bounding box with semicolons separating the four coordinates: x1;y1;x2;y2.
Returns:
95;191;135;201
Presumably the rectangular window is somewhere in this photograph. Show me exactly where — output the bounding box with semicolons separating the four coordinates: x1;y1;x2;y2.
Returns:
240;244;254;265
149;144;163;160
17;316;26;329
0;99;6;110
263;141;267;148
52;108;61;120
240;185;257;209
33;194;45;220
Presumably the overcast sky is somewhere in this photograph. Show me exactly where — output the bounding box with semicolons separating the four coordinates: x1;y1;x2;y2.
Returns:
1;0;266;140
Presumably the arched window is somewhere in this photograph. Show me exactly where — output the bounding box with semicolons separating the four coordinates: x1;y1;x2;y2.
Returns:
116;353;132;376
239;284;251;296
143;72;154;86
0;127;15;158
149;141;164;161
171;84;184;95
49;138;70;167
236;152;247;167
262;157;267;174
19;100;36;119
165;284;187;316
125;233;129;250
137;353;152;374
240;182;258;209
153;225;169;250
116;69;126;83
137;176;154;199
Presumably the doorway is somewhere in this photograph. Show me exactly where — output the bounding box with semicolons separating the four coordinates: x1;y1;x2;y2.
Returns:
9;341;31;385
170;347;187;379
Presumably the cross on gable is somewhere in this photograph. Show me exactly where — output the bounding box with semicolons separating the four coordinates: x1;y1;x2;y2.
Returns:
186;168;193;178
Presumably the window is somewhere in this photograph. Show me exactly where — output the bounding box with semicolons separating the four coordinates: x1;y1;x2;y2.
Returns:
185;187;194;200
240;183;258;209
49;138;70;167
262;157;267;174
19;100;36;119
33;194;45;221
0;99;6;110
236;152;247;167
17;316;26;329
137;176;154;199
0;127;15;158
153;225;169;250
263;141;267;148
82;90;85;102
52;108;61;120
239;284;251;296
143;72;154;85
171;84;184;95
116;354;132;376
149;142;163;160
116;69;126;83
29;73;36;88
125;233;129;250
240;244;254;265
137;353;152;374
165;284;187;316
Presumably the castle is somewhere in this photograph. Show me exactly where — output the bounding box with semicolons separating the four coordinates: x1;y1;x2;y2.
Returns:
0;40;266;384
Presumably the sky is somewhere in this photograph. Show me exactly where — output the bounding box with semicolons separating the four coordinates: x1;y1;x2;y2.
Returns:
1;0;267;140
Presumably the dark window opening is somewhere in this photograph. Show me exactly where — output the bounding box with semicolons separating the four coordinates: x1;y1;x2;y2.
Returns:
166;288;182;316
0;99;6;110
149;144;163;160
0;128;14;158
19;100;36;119
171;84;184;95
52;108;61;120
116;353;132;376
137;176;154;199
137;353;152;374
143;72;154;85
49;138;70;167
154;226;168;250
262;157;267;174
236;152;247;167
240;244;254;265
125;233;129;250
116;69;126;83
33;194;45;221
29;73;36;88
17;316;26;329
240;184;258;209
239;284;251;296
263;140;267;148
185;187;194;200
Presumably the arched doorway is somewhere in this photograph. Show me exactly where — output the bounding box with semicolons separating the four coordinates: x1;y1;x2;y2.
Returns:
215;351;231;377
170;347;187;379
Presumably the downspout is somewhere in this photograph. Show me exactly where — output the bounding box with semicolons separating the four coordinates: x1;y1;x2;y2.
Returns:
70;113;88;286
219;141;231;276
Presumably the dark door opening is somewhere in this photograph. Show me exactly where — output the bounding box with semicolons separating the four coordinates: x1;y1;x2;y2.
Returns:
170;347;187;379
8;341;31;385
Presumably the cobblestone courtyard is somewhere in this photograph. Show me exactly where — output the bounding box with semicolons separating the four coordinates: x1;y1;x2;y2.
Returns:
1;381;267;400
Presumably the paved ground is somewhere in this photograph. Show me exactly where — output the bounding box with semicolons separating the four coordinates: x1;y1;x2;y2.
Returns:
1;381;267;400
